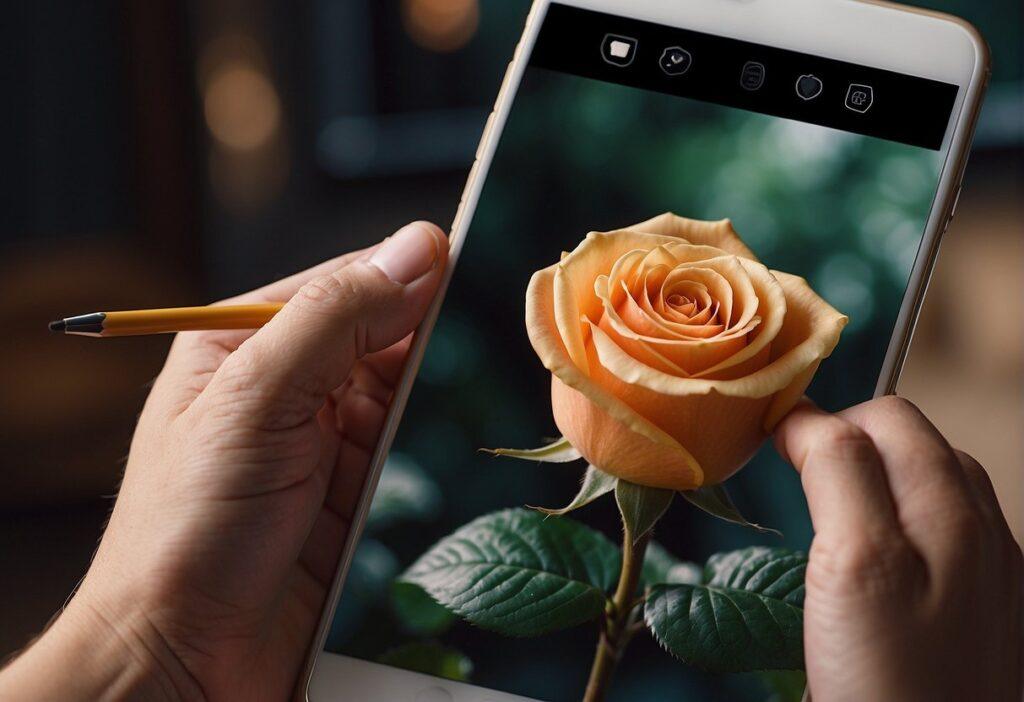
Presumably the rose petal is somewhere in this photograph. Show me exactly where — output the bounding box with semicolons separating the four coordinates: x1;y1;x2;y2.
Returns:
618;281;725;340
642;267;717;326
596;311;694;376
554;231;688;373
552;376;704;490
690;257;788;379
761;272;849;430
582;322;770;486
586;274;846;405
658;260;741;330
600;310;751;374
598;256;770;374
627;213;760;262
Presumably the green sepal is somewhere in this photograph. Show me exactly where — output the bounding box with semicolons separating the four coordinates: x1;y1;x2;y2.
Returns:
533;464;617;516
616;479;674;543
680;483;782;537
481;436;581;463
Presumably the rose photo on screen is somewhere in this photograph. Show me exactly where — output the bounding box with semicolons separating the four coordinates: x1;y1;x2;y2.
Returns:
399;214;846;701
329;62;945;702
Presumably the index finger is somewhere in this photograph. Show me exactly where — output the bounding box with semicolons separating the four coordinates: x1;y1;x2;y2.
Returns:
774;400;901;542
837;396;981;566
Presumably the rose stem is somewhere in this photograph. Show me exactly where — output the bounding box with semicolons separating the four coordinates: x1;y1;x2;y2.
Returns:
582;528;651;702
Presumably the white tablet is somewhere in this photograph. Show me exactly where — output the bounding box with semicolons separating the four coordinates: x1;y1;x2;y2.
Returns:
303;1;987;700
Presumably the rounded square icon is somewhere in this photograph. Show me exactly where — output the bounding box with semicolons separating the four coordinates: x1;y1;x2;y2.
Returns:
659;46;693;76
741;61;766;90
845;84;874;113
796;74;824;101
602;34;637;67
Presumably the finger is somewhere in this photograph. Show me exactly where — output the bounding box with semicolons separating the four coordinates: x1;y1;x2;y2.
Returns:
197;221;448;431
298;501;351;589
324;345;410;512
837;396;980;563
294;402;350;590
325;336;414;414
954;449;1019;552
298;339;417;587
155;244;383;408
953;449;1024;677
358;334;415;387
774;399;901;542
308;383;387;583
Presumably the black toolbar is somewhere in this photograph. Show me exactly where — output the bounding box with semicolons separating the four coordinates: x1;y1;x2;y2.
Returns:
531;4;959;150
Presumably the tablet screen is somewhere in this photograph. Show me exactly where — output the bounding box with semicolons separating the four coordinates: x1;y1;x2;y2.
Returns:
325;5;957;700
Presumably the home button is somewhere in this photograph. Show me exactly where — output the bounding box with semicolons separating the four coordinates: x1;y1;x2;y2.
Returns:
415;687;454;702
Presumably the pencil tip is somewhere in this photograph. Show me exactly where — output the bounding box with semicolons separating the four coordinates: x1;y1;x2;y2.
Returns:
48;319;66;332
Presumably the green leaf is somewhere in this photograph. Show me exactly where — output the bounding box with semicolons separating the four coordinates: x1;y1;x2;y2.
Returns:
643;542;702;586
704;547;807;607
680;484;782;537
759;670;807;702
481;436;582;463
391;581;456;636
616;479;674;543
535;465;616;516
377;642;473;682
399;508;620;637
644;547;807;672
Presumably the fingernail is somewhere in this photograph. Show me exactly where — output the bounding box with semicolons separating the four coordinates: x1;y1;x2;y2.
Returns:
368;222;441;285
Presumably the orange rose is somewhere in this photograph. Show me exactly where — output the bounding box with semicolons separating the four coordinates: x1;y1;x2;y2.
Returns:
526;214;847;490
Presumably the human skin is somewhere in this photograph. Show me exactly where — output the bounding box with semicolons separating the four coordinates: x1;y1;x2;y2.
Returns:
775;397;1023;702
0;223;1020;701
0;221;450;701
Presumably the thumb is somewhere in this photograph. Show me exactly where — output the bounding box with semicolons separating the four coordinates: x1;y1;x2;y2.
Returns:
201;221;448;427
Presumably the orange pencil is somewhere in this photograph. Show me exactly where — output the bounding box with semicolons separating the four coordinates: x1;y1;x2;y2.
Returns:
48;304;284;337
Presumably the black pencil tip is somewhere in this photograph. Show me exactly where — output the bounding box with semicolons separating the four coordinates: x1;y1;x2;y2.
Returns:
48;319;66;332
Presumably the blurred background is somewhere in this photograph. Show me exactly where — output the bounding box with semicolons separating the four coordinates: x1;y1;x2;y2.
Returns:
1;0;1020;680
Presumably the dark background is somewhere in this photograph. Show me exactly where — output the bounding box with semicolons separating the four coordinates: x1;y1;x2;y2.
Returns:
1;0;1020;691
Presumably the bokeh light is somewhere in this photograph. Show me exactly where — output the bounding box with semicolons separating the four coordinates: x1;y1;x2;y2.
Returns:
402;0;480;53
203;61;281;152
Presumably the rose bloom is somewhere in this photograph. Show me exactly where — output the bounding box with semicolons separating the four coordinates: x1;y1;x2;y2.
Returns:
526;214;847;491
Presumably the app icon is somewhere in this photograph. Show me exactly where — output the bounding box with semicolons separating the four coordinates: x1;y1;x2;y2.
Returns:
795;74;824;101
845;84;874;113
659;47;693;76
602;34;637;67
741;61;766;90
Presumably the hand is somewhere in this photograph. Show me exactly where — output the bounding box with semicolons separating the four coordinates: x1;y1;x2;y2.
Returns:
0;222;449;702
775;396;1023;702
